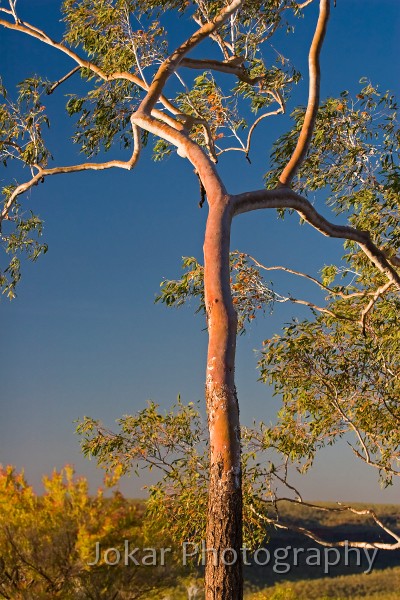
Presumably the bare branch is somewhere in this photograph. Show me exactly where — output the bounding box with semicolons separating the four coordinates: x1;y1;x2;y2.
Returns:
250;500;400;550
216;108;284;160
279;0;330;185
180;57;265;86
297;0;316;8
231;187;400;290
0;7;13;17
46;66;81;95
8;0;19;24
244;108;284;158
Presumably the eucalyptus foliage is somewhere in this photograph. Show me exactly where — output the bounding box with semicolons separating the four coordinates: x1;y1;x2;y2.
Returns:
1;0;305;297
1;0;399;564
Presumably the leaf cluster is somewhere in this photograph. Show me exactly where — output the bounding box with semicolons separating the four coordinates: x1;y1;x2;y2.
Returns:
258;289;400;485
66;78;139;156
77;398;292;550
0;76;51;168
62;0;168;75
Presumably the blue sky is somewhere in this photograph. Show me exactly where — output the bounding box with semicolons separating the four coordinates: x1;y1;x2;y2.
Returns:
0;0;399;503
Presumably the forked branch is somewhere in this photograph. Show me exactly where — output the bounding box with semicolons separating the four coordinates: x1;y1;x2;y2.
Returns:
138;0;244;114
0;16;184;126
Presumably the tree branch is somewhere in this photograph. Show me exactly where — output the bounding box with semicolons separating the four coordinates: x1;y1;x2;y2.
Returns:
192;12;232;60
180;57;265;86
0;16;183;123
360;281;392;335
231;187;400;290
46;66;81;95
0;125;140;225
348;443;400;478
243;256;346;295
132;111;226;202
279;0;330;186
250;500;400;550
297;0;316;8
138;0;244;114
216;107;285;160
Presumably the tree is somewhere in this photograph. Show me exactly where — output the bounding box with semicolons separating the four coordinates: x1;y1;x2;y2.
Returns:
1;1;399;598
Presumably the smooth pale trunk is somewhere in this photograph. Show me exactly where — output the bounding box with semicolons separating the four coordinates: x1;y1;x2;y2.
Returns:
203;198;243;599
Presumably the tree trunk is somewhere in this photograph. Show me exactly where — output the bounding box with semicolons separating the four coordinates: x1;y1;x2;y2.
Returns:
203;197;243;599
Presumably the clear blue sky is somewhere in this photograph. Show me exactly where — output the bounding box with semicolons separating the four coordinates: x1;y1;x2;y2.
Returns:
0;0;399;503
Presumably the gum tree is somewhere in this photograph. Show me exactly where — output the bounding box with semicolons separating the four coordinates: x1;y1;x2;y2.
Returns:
1;1;399;598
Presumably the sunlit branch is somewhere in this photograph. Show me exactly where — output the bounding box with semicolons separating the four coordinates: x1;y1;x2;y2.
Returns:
8;0;19;24
279;0;330;185
0;126;141;226
138;0;244;114
180;57;265;86
0;6;13;17
0;16;182;123
297;0;316;8
231;187;400;290
193;4;233;59
0;17;139;84
132;112;226;201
